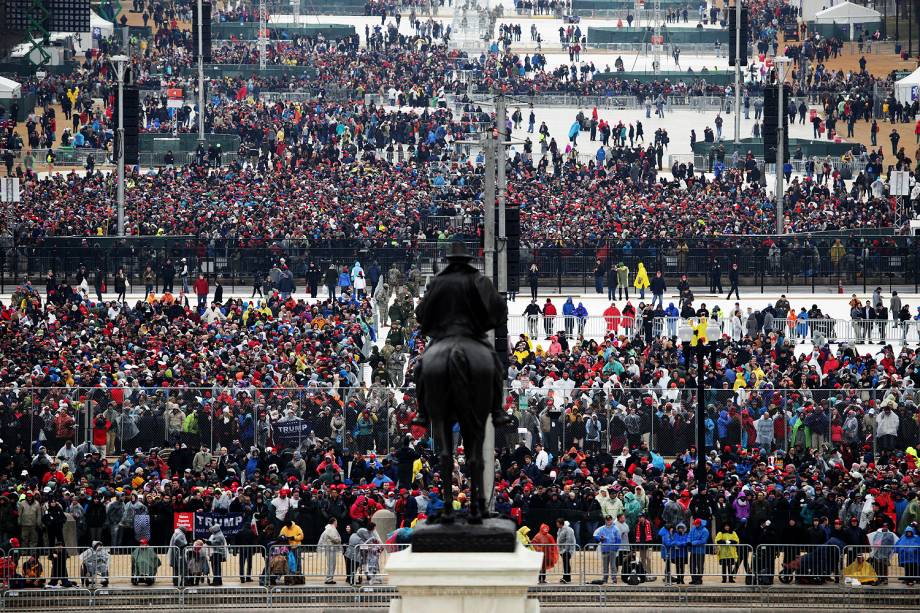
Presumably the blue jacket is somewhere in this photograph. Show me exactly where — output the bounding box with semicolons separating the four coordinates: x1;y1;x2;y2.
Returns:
594;523;622;554
659;525;689;561
574;303;589;319
562;298;575;316
337;272;351;287
689;520;709;554
896;530;920;564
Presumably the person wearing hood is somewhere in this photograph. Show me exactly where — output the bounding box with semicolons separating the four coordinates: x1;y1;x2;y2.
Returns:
633;262;650;299
346;527;369;585
574;302;589;336
517;525;532;547
660;522;689;585
616;262;630;300
688;518;709;584
318;517;343;584
531;523;559;584
207;524;229;586
556;518;576;583
131;538;161;586
562;298;576;336
169;527;187;586
80;541;110;587
664;302;679;336
896;526;920;585
715;522;740;583
867;525;897;584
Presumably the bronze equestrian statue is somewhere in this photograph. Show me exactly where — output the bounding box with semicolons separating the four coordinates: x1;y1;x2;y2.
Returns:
412;242;511;524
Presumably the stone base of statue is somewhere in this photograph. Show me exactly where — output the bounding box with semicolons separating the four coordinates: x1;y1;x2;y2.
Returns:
386;519;541;613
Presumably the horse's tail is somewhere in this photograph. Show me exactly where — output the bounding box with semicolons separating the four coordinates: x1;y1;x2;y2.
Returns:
447;344;473;411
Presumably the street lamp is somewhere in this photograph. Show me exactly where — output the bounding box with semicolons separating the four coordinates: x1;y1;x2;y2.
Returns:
773;56;791;236
678;318;721;486
110;54;129;237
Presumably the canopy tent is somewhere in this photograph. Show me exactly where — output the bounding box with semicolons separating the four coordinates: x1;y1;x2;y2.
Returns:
0;76;22;98
58;11;114;52
813;2;881;38
894;67;920;105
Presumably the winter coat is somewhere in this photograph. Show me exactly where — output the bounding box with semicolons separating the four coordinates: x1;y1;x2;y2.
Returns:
593;523;622;554
688;520;709;554
660;526;689;561
633;263;650;290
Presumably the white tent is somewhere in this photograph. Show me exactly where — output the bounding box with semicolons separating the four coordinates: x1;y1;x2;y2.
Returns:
67;11;115;52
894;67;920;105
813;2;881;38
0;76;21;99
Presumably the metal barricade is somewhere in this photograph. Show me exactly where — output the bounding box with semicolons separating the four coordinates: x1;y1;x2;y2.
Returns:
268;584;358;606
582;543;754;585
524;543;574;584
226;544;268;585
10;545;180;588
91;587;182;608
1;587;93;610
181;585;269;608
356;542;403;584
755;543;842;585
266;544;342;585
508;314;642;341
842;544;920;585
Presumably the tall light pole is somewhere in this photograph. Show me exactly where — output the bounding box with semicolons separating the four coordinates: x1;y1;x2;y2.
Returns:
774;57;791;236
197;0;206;144
482;131;496;279
259;0;267;70
495;95;508;296
111;54;128;237
733;0;741;144
678;318;721;486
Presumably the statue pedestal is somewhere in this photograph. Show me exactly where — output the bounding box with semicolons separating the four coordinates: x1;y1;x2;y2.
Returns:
385;543;542;613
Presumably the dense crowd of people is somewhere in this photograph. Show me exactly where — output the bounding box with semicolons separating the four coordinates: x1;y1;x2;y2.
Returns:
2;267;920;587
2;0;920;594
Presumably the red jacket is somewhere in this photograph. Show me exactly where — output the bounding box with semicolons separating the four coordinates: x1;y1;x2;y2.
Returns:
193;278;209;296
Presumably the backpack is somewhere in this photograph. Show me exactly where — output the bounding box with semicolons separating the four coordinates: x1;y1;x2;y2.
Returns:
622;558;647;585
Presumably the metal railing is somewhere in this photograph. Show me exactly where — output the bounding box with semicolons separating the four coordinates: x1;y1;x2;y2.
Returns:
509;313;643;339
510;312;920;346
583;42;753;56
0;148;112;167
3;544;919;594
650;315;920;345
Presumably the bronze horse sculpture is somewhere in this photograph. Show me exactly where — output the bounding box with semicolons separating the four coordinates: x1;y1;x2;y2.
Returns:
412;243;510;524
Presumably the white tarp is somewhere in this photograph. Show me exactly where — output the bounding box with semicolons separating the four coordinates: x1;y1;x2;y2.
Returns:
813;2;881;39
894;66;920;105
813;1;881;23
0;76;21;98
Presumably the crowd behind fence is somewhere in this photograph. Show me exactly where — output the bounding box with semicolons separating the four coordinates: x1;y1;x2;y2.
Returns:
508;314;920;346
4;381;915;463
3;544;918;588
3;236;918;294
